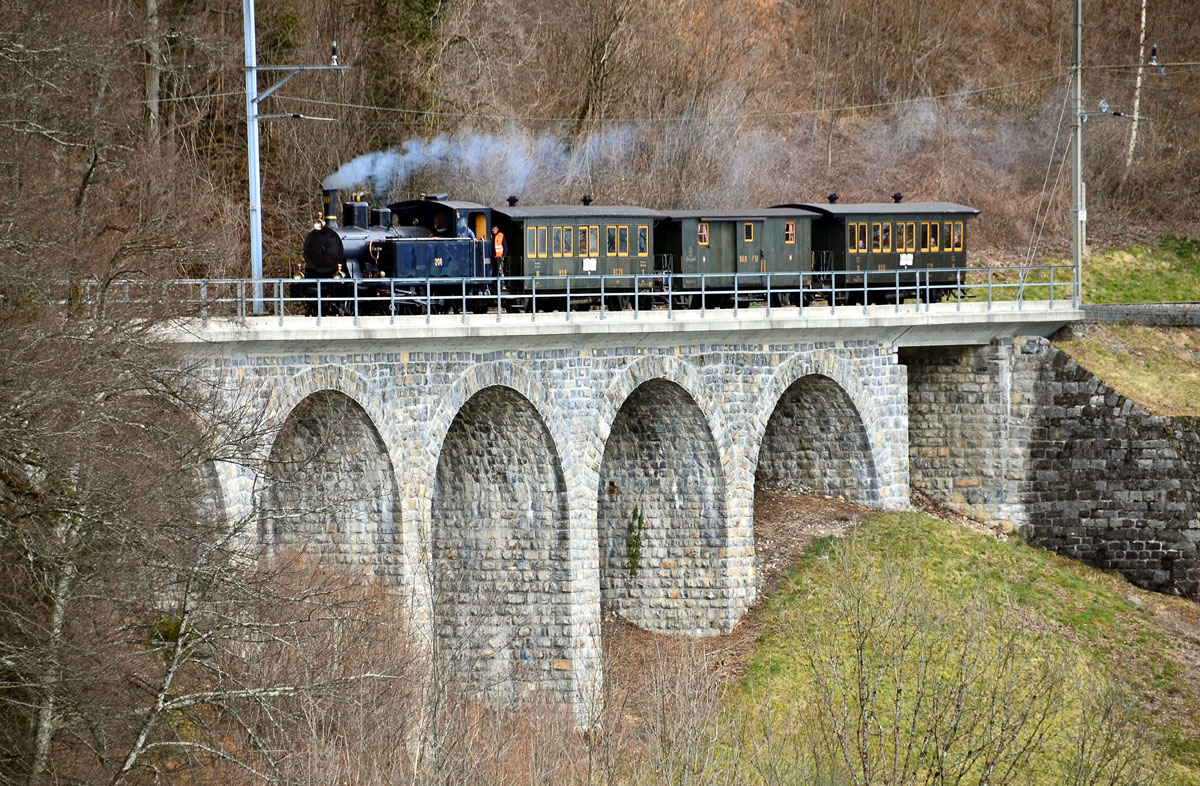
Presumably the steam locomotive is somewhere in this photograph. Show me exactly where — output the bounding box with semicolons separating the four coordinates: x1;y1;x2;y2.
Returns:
292;187;978;314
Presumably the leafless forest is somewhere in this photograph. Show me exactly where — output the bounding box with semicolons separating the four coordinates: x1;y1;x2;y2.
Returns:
0;1;1196;783
2;0;1198;284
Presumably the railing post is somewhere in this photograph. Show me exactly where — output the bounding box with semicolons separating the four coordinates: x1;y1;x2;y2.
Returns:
315;280;322;327
1050;266;1056;307
390;280;396;325
566;275;572;321
987;269;993;311
531;277;537;322
862;273;868;314
733;273;739;317
425;279;431;324
956;268;962;311
600;274;605;321
667;273;674;320
353;280;360;326
461;278;467;324
700;273;707;317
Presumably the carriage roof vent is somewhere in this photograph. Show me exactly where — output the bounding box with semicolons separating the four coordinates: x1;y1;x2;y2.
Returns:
892;192;903;203
424;193;448;201
581;194;593;206
507;195;519;206
827;193;839;204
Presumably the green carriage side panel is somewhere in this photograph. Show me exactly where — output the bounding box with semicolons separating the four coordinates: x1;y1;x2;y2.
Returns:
490;203;664;293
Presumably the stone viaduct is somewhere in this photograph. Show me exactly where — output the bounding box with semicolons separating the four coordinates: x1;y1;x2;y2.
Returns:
174;301;1077;712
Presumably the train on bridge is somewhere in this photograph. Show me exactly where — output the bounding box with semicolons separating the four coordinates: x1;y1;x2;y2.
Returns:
294;187;978;315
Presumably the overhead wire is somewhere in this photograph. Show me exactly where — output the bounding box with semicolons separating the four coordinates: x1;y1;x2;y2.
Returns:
268;73;1069;124
1027;79;1075;268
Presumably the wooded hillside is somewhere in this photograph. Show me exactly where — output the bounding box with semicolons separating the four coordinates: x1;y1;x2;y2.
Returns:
2;0;1196;277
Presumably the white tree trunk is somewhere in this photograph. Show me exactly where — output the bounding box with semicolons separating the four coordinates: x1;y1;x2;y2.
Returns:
1125;0;1148;169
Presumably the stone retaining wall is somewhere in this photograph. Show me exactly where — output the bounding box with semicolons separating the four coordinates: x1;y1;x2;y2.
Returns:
906;337;1200;596
1082;303;1200;326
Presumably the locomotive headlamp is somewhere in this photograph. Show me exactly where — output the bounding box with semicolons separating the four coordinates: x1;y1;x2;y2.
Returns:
313;217;325;230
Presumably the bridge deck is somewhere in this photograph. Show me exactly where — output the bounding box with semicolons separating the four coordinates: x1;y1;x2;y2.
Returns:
173;300;1081;352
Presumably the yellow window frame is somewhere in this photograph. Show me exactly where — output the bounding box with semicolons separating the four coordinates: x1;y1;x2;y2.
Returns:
617;225;629;257
744;222;754;243
552;226;563;258
536;226;548;258
954;221;964;251
698;222;710;246
871;223;882;253
784;221;796;244
589;226;599;256
882;223;892;253
637;225;649;257
920;223;930;252
930;222;940;252
848;223;858;254
906;222;916;252
605;226;617;256
526;226;536;256
563;225;574;256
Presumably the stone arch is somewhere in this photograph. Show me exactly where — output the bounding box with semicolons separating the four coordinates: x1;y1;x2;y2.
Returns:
596;359;732;635
259;389;400;579
753;352;893;507
429;384;573;702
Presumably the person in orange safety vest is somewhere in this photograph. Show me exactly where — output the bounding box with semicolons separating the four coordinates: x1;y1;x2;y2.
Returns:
491;225;506;260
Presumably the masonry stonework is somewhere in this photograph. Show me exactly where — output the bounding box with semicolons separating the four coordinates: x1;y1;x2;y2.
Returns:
905;337;1200;596
199;338;908;711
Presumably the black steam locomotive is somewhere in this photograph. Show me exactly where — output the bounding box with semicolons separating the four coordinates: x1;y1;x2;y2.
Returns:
292;187;978;314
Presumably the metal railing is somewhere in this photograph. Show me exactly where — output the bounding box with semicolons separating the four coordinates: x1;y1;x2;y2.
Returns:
46;265;1079;326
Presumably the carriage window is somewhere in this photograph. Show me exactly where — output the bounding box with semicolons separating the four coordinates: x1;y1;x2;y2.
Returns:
698;222;710;246
954;222;964;251
552;226;562;257
527;227;537;256
857;223;868;252
906;222;916;252
882;223;892;253
589;225;599;256
930;221;940;252
744;223;754;242
848;223;858;253
618;226;629;256
637;225;649;257
920;223;930;252
564;225;574;256
606;226;617;255
537;226;548;258
784;221;796;244
871;223;881;253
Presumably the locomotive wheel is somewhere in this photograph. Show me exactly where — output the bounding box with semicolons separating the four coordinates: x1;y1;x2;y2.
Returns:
770;291;797;308
606;294;632;312
671;294;695;310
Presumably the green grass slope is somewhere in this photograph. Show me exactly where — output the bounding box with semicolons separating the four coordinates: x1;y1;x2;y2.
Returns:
729;512;1200;785
968;235;1200;304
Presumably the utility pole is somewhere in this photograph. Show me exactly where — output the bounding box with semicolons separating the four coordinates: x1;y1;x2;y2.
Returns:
243;0;345;313
1071;0;1084;306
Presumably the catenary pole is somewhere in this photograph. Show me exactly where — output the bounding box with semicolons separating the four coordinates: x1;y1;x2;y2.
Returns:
1072;0;1084;306
242;1;345;314
243;0;263;312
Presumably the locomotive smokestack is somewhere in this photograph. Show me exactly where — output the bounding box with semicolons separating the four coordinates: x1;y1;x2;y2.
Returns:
581;194;593;206
507;195;519;207
828;192;839;204
892;192;903;203
322;188;340;227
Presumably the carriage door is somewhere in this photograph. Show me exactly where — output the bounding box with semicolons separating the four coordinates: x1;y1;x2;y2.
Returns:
737;221;764;283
